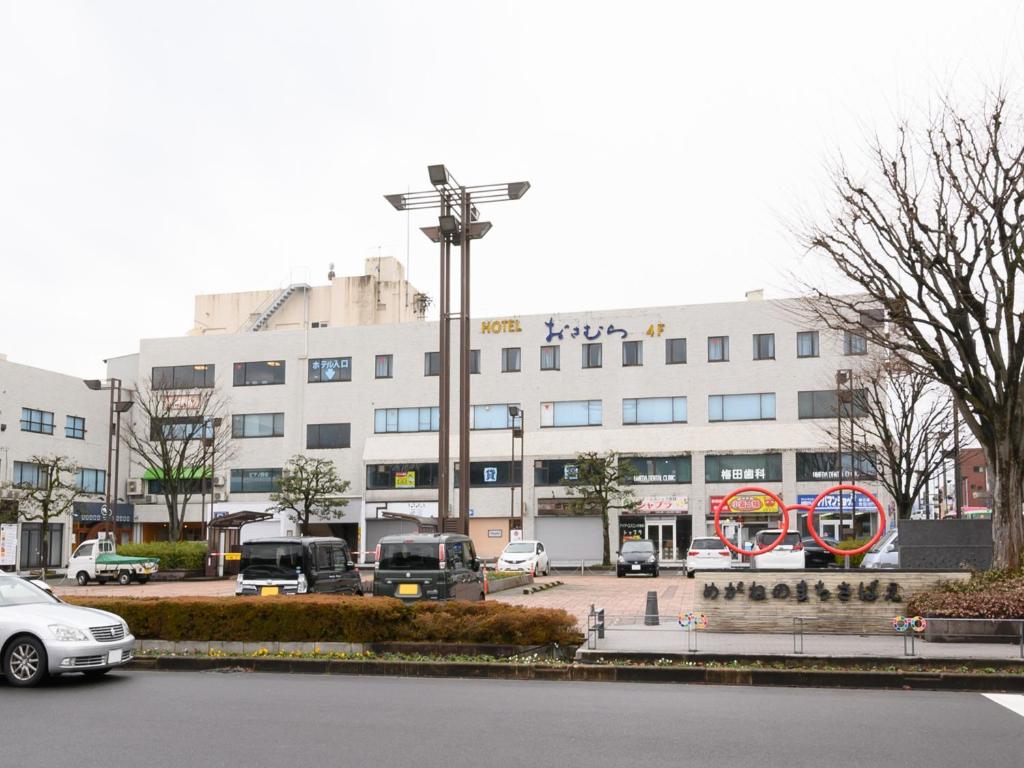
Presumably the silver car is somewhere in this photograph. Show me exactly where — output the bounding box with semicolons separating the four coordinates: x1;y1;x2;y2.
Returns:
0;573;135;687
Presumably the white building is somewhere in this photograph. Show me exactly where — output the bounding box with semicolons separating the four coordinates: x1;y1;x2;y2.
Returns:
108;292;886;566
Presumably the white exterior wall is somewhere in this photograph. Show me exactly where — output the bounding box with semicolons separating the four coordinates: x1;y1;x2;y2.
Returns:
109;296;888;562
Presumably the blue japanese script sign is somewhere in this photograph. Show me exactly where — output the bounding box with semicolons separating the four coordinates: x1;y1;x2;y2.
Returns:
797;492;876;512
544;318;628;342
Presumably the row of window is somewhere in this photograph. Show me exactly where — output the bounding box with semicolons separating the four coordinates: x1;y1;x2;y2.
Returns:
12;461;106;493
20;408;87;439
149;331;868;392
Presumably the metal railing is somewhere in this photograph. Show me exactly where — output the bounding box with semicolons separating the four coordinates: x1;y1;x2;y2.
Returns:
587;606;705;652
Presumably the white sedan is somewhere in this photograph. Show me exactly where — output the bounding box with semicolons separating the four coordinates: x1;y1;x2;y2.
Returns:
496;540;550;576
0;573;135;687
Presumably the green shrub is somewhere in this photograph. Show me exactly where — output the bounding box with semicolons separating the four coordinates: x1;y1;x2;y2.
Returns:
117;542;208;571
835;537;871;568
65;595;583;646
908;567;1024;619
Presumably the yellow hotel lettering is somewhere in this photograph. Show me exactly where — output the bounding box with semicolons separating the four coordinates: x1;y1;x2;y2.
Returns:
480;319;522;334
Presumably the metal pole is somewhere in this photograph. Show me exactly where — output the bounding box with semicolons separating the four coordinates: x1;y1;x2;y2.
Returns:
458;187;471;536
510;415;515;522
520;413;525;523
953;401;962;518
106;383;115;541
849;372;856;537
836;372;843;541
438;199;451;532
112;379;123;544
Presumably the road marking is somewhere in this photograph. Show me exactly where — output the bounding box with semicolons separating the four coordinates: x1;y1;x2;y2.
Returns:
983;694;1024;718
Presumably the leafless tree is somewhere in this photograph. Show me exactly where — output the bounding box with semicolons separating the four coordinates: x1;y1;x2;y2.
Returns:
122;380;233;542
800;94;1024;569
2;455;96;578
269;455;351;535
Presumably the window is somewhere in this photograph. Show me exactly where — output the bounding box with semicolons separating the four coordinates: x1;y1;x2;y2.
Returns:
231;413;284;438
582;343;602;369
233;360;285;386
230;468;283;494
453;461;523;487
20;408;54;435
708;393;776;421
366;463;439;489
798;389;869;419
18;523;63;569
424;352;440;376
13;461;47;489
76;468;106;494
533;459;580;486
311;321;328;329
540;345;560;371
844;331;868;355
708;336;729;362
621;456;692;484
65;415;86;440
307;423;351;449
622;397;687;425
666;338;687;364
308;357;351;383
752;333;775;360
374;406;440;433
471;403;520;430
705;453;783;483
152;364;215;390
151;417;211;441
797;331;819;358
375;354;394;378
501;347;521;373
469;349;481;374
540;400;602;428
622;340;643;367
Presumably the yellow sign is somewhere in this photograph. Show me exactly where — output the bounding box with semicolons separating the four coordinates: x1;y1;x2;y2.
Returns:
224;552;241;561
395;471;416;488
480;318;522;334
710;494;780;515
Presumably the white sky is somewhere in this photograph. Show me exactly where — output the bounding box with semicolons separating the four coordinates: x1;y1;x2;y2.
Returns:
2;1;1023;378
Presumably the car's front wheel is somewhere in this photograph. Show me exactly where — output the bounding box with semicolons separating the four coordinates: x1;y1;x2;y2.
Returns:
3;635;48;687
75;571;89;586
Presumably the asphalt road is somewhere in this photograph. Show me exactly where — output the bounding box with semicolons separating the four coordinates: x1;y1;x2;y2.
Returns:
1;671;1022;768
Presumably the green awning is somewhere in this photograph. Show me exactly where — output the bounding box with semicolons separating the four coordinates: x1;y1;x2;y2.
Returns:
142;467;212;480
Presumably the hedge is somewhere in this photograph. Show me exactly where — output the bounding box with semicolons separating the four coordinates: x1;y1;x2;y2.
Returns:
908;567;1024;619
117;542;208;571
835;537;871;569
65;595;583;646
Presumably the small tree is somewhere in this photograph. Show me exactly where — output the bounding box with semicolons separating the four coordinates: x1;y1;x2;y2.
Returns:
562;452;637;566
122;380;233;542
3;455;94;578
269;455;351;535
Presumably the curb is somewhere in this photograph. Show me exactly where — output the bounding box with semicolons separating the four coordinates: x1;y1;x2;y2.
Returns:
127;656;1024;692
574;650;1024;671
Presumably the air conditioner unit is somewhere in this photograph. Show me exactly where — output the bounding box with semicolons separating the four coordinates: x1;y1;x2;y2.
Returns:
212;474;226;487
126;479;144;497
213;491;228;502
143;494;159;505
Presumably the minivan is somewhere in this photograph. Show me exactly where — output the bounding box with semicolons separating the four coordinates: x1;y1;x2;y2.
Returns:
372;533;484;602
862;529;899;569
235;536;363;596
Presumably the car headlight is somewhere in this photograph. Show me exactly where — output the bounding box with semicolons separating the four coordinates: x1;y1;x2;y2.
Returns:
617;556;625;564
49;624;89;642
647;555;657;563
122;621;130;636
297;573;308;594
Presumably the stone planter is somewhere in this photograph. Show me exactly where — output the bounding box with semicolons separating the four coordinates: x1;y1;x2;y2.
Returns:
151;569;204;582
924;617;1024;644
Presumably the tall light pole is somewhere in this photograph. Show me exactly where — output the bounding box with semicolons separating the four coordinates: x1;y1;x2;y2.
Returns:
202;417;223;541
83;379;134;543
508;406;524;535
385;166;529;536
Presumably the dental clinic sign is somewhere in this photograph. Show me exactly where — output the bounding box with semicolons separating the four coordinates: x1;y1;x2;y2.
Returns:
797;492;877;512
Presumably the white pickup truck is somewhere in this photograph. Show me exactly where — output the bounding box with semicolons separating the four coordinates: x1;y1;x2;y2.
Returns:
68;539;159;586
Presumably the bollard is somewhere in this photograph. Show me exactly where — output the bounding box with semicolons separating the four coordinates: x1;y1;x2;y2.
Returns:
644;590;660;626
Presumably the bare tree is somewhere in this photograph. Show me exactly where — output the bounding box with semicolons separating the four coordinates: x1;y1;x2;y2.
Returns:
818;360;962;523
562;452;637;566
3;455;95;578
269;455;351;535
800;94;1024;569
122;380;233;542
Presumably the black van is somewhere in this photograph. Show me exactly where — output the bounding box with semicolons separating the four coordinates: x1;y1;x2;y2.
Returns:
236;536;363;596
372;533;484;602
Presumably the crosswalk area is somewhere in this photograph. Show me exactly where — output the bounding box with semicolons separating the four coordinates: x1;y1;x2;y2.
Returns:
983;694;1024;719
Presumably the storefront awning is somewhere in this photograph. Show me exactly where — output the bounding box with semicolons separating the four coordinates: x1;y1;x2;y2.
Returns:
142;467;211;481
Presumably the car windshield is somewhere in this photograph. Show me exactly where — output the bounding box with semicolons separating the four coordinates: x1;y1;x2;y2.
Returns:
869;533;896;553
0;578;60;607
691;539;725;550
503;543;536;554
378;542;440;570
621;541;654;553
755;531;802;547
240;542;304;577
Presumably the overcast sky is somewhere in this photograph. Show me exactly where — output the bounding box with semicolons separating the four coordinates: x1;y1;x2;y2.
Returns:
2;1;1022;378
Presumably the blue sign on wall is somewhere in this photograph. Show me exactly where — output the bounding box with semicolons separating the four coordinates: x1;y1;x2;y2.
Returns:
797;493;876;513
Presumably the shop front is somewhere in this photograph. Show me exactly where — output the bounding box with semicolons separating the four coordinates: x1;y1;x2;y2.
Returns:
709;493;783;548
72;501;134;546
618;495;690;563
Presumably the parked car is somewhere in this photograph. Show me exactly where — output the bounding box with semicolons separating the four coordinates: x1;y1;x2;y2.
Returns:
616;539;659;578
236;537;362;596
685;537;734;577
801;536;839;568
373;533;484;602
68;538;159;586
749;530;805;569
496;540;550;575
862;529;899;569
0;573;135;687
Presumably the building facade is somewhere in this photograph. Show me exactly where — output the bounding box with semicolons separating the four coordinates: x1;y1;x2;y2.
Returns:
109;294;888;565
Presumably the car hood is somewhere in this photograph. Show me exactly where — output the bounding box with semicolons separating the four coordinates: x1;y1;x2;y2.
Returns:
7;602;125;629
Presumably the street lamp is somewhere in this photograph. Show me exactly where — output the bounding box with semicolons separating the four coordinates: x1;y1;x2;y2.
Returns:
385;165;530;536
508;406;524;536
201;417;223;541
83;378;134;543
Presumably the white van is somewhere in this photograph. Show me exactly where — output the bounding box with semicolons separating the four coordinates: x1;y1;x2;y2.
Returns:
749;530;805;570
862;529;899;568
